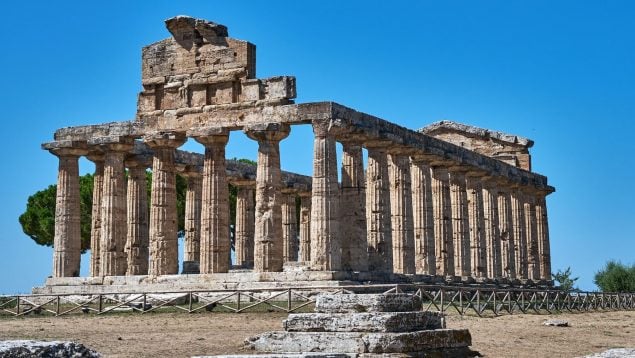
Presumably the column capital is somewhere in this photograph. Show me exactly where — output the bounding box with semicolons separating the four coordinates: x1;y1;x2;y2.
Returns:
86;148;105;163
311;119;345;138
42;140;89;157
125;154;151;169
232;179;256;188
245;123;290;142
176;164;203;177
88;135;135;153
144;131;186;149
188;127;230;147
297;190;312;198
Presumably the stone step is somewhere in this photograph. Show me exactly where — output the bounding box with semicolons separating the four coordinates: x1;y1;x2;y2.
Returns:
245;329;471;354
315;294;422;313
284;312;444;333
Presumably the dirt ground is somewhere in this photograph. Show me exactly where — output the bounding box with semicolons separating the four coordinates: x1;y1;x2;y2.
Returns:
0;310;633;357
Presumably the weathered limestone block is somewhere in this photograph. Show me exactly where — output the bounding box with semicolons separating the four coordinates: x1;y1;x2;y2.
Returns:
191;129;230;274
87;153;104;277
125;162;149;275
283;311;444;333
340;141;367;272
235;182;256;268
145;132;186;276
298;192;312;262
389;153;415;275
246;123;290;272
0;340;101;357
431;166;453;276
245;329;471;354
366;146;392;272
410;157;435;275
310;121;341;271
315;294;422;313
282;191;298;262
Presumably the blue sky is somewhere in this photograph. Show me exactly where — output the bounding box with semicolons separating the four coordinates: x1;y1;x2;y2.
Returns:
1;1;633;293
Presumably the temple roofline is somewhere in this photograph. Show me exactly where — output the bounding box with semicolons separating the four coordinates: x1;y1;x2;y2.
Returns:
420;120;534;148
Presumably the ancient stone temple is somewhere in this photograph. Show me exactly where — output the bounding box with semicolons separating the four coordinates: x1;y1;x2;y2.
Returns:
36;16;554;294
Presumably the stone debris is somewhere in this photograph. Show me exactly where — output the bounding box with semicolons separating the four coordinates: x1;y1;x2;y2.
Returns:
0;340;100;357
199;293;478;357
581;348;635;358
542;319;569;327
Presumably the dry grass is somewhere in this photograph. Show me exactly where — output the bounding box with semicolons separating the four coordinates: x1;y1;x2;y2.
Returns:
0;309;634;357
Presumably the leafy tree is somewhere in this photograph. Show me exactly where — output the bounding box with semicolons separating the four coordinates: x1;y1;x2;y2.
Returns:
552;266;579;292
19;174;94;252
594;260;635;293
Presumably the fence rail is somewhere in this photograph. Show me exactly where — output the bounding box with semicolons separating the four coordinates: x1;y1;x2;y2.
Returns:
1;284;633;318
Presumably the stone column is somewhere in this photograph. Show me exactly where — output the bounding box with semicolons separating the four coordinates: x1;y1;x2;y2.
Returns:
523;190;540;280
388;152;415;275
536;192;552;280
98;138;134;276
309;121;341;271
466;172;486;278
511;188;528;279
340;141;368;272
125;159;149;275
366;145;392;272
182;168;202;273
245;123;290;272
43;142;87;277
482;178;502;278
87;152;104;277
298;192;312;262
497;184;516;279
190;129;230;274
235;181;255;268
281;190;298;263
410;156;435;275
145;132;186;276
431;165;453;276
449;167;470;277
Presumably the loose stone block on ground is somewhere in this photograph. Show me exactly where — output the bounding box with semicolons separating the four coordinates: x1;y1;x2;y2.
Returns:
284;311;444;333
315;293;422;313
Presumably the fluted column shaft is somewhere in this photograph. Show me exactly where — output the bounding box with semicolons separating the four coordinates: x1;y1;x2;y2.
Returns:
449;170;470;277
536;194;552;280
146;133;185;276
246;124;290;272
100;143;132;276
340;142;368;271
482;180;502;278
497;186;516;278
235;184;255;268
524;192;540;280
192;133;230;274
183;173;202;264
389;153;415;274
282;192;298;262
410;158;435;275
431;167;453;276
125;164;149;275
309;122;340;271
466;174;486;278
366;147;392;272
511;189;528;279
299;193;312;262
88;155;104;277
51;149;84;277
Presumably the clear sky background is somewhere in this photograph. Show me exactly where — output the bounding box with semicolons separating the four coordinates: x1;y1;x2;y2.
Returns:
1;1;633;293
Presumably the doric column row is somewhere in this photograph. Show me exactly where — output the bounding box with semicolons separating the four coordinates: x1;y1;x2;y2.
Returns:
45;122;552;283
